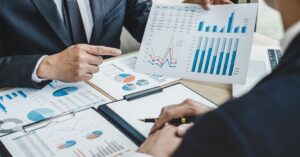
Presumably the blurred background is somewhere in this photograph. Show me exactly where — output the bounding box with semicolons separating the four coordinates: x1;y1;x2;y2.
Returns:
120;0;283;53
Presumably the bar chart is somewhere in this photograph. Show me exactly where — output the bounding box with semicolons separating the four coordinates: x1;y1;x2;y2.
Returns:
191;37;239;76
198;12;248;34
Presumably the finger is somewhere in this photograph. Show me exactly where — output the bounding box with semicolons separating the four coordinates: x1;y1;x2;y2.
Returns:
223;0;233;4
79;73;93;81
86;65;100;74
81;45;122;56
202;0;211;10
150;105;177;134
177;123;194;137
183;0;211;10
86;53;103;66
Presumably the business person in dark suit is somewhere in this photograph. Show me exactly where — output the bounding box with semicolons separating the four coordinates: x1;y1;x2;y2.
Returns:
0;0;151;88
0;0;211;88
126;0;300;156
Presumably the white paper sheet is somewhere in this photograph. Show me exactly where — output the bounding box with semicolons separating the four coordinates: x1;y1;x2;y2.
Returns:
1;109;137;157
107;84;217;137
136;3;258;84
0;81;110;136
90;53;179;100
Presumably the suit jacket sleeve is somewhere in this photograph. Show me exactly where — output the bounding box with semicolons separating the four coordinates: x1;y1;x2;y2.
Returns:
0;55;50;88
124;0;152;42
173;71;300;157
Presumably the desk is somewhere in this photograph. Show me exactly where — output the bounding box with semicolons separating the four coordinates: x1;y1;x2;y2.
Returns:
0;33;279;105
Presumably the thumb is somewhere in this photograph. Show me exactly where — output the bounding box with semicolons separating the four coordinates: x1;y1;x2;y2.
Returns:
177;123;194;137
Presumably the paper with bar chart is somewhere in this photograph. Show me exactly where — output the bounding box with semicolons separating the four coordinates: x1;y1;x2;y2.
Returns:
0;81;110;136
136;3;258;84
1;109;137;157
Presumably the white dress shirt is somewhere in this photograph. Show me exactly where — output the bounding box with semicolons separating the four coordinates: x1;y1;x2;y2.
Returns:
32;0;94;83
281;21;300;53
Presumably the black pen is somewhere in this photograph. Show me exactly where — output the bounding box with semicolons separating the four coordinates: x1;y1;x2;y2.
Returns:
139;116;197;126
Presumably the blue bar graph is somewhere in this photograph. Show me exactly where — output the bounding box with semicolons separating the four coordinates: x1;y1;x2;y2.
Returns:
197;11;248;34
204;38;215;73
192;37;203;72
197;37;209;73
198;21;204;31
242;26;247;33
210;38;221;74
191;36;240;77
216;39;227;75
229;39;239;76
227;12;235;33
222;38;233;75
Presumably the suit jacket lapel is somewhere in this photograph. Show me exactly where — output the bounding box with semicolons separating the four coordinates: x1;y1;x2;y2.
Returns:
90;0;104;44
31;0;72;47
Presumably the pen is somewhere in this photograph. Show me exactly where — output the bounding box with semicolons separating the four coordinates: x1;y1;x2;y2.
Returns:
0;103;7;113
139;116;196;126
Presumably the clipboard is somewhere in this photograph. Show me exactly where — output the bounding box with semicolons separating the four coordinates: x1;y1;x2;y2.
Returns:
0;108;138;157
0;83;217;157
98;83;218;145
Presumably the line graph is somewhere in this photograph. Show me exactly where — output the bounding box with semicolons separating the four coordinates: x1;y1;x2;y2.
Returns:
147;37;178;68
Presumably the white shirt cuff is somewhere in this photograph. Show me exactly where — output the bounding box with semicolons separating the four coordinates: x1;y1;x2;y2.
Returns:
121;152;153;157
31;55;47;83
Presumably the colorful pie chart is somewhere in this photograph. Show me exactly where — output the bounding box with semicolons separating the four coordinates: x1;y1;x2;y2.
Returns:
86;130;103;140
114;74;136;83
53;86;78;97
122;84;136;91
58;140;77;149
136;79;150;86
27;108;55;122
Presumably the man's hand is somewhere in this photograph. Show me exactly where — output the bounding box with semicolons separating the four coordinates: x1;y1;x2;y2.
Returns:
36;44;121;82
150;99;213;134
138;125;182;157
184;0;233;10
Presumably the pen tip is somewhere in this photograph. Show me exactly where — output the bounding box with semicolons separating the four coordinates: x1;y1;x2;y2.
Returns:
138;119;145;122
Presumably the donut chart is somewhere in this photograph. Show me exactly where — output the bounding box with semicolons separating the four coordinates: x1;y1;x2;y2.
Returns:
122;84;136;91
27;108;55;122
0;118;23;134
114;74;136;83
86;130;103;140
136;79;150;86
58;140;77;149
53;87;78;97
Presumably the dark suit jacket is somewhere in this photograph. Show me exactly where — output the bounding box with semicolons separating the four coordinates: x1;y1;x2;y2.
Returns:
173;33;300;157
0;0;151;88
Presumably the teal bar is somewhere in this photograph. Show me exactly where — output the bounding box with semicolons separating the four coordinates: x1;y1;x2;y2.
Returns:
222;38;233;75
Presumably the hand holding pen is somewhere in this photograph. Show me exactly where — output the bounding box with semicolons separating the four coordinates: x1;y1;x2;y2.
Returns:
148;99;214;136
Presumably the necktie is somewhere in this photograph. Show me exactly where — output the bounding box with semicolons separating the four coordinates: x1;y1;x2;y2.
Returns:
62;0;87;44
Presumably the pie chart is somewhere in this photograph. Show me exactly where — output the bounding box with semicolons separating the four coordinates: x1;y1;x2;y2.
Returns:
0;118;23;134
27;108;55;122
53;86;78;97
136;79;150;86
86;130;103;140
114;73;136;83
58;140;77;149
122;84;136;91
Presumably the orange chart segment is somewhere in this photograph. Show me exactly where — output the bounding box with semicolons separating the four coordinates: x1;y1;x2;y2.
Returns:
114;74;136;83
